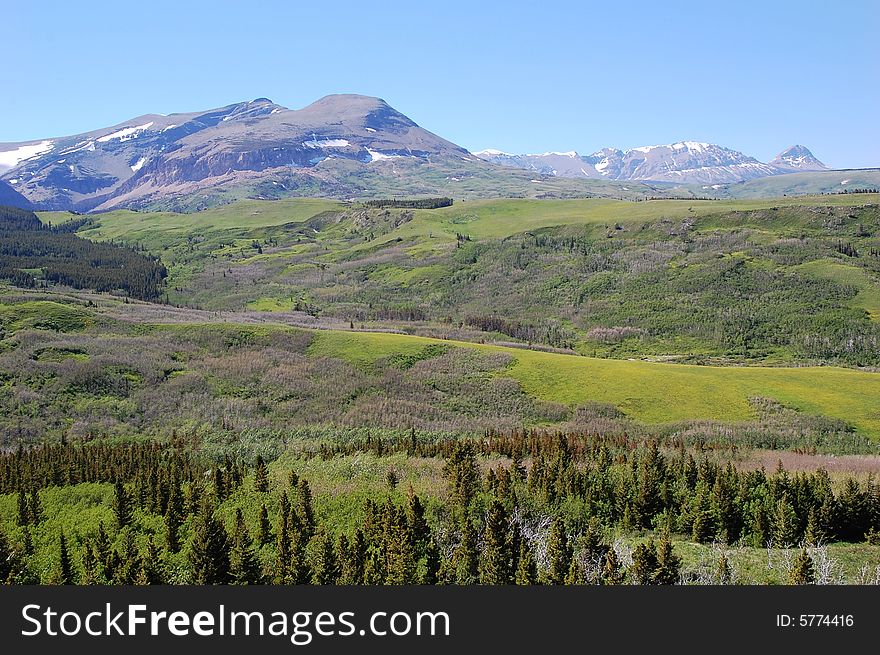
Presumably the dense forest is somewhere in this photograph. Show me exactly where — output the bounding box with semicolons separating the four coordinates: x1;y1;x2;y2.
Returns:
0;205;167;300
1;435;878;585
362;197;453;209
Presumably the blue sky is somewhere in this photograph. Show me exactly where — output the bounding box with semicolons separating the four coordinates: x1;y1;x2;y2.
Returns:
6;0;879;167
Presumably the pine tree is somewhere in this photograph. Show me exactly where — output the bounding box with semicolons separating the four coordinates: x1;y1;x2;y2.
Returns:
479;499;513;584
289;527;312;585
57;531;75;585
343;529;367;584
385;506;417;585
543;518;571;585
228;509;263;585
406;490;430;558
774;497;800;548
422;538;441;585
163;485;180;544
296;479;316;539
137;538;165;585
81;543;99;585
257;503;272;547
187;501;231;584
116;530;141;584
94;522;113;582
22;526;34;557
601;547;625;585
28;488;43;525
275;494;292;584
312;532;340;585
113;480;132;530
789;550;815;585
253;455;269;493
213;468;226;503
515;541;537;585
564;558;585;585
454;516;479;584
443;442;480;508
16;489;29;527
653;536;681;585
716;552;732;584
630;539;659;585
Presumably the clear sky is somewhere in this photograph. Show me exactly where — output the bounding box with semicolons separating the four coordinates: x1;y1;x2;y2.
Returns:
6;0;879;168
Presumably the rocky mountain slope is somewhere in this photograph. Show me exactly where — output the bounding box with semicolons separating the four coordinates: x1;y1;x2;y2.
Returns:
474;143;827;184
0;95;482;211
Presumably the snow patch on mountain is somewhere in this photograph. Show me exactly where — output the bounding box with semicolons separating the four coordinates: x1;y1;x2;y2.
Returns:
0;140;55;170
97;122;154;143
303;138;350;149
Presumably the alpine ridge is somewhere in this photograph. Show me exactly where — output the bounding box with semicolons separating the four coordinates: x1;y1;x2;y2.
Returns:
474;143;827;184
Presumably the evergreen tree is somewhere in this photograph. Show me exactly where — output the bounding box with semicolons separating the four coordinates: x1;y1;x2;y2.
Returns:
422;538;441;585
28;488;43;525
653;536;681;585
137;538;165;585
115;530;141;584
774;497;800;548
454;516;479;584
515;541;537;585
630;539;659;585
296;479;316;539
443;442;480;508
564;558;585;585
213;468;226;503
187;501;231;584
406;490;430;558
253;455;269;493
165;483;183;553
275;494;292;584
601;548;625;585
384;506;417;585
81;543;99;585
57;531;75;585
312;532;340;585
257;503;272;547
789;550;815;585
16;489;29;527
543;518;571;585
230;509;263;585
113;481;132;530
343;529;367;585
22;526;34;557
479;499;513;584
716;552;732;584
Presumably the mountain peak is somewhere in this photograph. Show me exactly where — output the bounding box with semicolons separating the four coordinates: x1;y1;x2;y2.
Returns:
770;145;826;171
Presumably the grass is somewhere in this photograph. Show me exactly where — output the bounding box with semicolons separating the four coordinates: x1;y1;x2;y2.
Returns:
309;329;880;436
795;258;880;320
354;194;880;250
0;300;93;334
39;198;345;244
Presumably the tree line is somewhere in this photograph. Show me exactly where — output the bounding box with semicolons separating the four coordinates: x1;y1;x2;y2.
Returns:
1;435;878;585
362;198;453;209
0;205;167;300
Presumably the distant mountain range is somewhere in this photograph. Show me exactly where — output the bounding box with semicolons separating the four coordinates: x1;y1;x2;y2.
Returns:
473;143;827;185
0;94;870;212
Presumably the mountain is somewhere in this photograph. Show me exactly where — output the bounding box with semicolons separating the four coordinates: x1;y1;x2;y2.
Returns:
1;95;839;210
769;145;828;172
0;180;32;209
0;95;486;212
474;142;827;185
